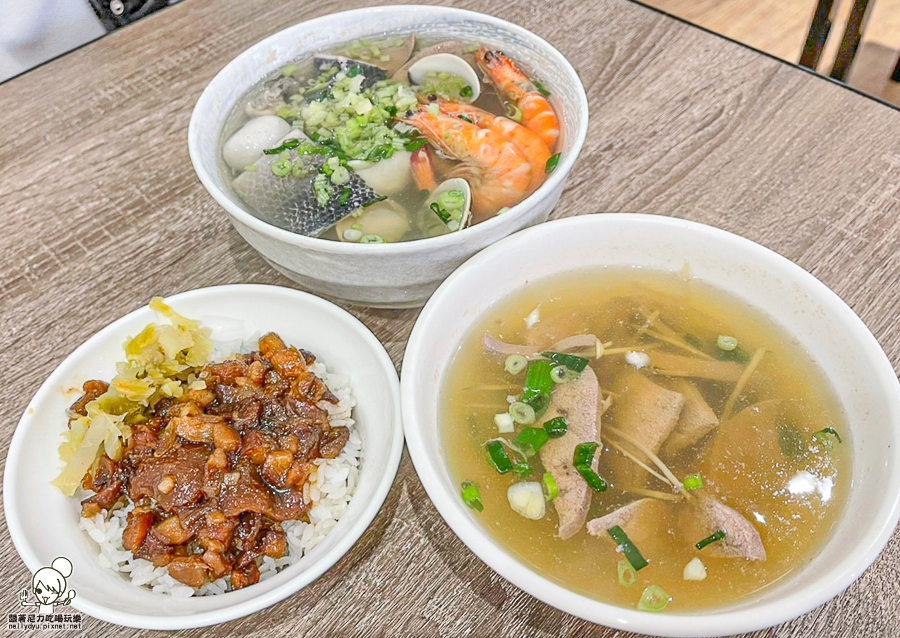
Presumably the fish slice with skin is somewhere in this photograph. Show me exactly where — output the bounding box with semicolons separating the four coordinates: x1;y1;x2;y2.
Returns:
232;131;383;237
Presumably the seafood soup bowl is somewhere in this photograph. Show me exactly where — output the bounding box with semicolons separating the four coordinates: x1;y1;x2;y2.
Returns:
188;5;588;308
3;285;404;629
400;214;900;637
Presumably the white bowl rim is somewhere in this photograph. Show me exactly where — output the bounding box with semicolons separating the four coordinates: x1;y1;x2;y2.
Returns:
3;283;404;630
400;213;900;636
187;4;589;256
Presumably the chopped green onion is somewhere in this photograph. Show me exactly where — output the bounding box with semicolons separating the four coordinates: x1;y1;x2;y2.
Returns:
505;102;523;122
494;412;515;433
338;187;351;206
460;84;474;99
485;440;515;474
544;152;561;174
550;365;569;384
542;350;588;371
695;529;726;550
509;402;536;425
716;335;738;351
813;427;842;450
541;472;558;500
533;79;551;98
458;114;474;123
637;585;669;612
543;416;568;438
281;64;298;77
504;354;528;375
404;137;428;152
430;202;451;223
427;102;440;116
617;559;637;587
574;442;607;492
682;473;703;491
512;427;549;457
263;138;302;155
521;361;554;417
360;234;385;244
715;344;752;363
270;159;292;176
461;481;483;511
346;64;363;78
607;525;648;571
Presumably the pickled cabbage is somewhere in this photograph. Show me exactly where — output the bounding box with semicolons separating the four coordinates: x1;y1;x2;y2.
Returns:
51;298;212;496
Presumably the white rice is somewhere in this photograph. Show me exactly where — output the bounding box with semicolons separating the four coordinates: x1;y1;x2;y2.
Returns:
78;346;360;597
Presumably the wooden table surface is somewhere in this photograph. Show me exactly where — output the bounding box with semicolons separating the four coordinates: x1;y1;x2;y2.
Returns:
1;0;899;636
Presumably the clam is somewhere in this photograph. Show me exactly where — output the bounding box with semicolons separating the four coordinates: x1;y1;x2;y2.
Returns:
422;178;472;234
335;199;411;243
392;40;477;83
406;53;480;101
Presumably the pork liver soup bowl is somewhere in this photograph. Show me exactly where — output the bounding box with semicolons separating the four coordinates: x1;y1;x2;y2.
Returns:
400;213;900;637
188;5;588;308
3;284;403;629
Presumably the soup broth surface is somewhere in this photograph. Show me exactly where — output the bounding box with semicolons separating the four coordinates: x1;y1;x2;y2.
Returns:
441;267;849;612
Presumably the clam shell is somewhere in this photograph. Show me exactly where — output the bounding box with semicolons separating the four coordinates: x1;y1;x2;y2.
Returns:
406;53;480;101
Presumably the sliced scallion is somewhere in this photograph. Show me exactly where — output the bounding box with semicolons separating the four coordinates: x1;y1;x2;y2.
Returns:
460;481;483;511
813;427;842;450
682;473;703;491
485;440;515;474
542;350;588;371
521;360;554;417
533;79;551;97
574;442;607;492
543;416;568;439
505;102;523;122
695;529;726;551
509;402;536;425
486;439;531;475
544;152;561;174
270;159;292;176
607;525;648;571
550;365;570;384
460;85;474;99
504;354;528;375
617;559;637;587
360;234;386;244
512;427;549;457
716;335;738;351
541;472;558;500
637;585;669;612
494;412;515;433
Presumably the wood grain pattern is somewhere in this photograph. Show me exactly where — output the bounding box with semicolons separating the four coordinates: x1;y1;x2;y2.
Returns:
0;0;899;636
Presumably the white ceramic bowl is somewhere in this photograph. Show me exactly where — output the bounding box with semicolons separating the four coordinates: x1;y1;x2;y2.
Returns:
188;5;588;308
401;214;900;637
3;284;403;629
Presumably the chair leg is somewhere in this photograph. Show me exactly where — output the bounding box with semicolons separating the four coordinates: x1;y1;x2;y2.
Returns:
800;0;837;70
830;0;876;82
892;53;900;82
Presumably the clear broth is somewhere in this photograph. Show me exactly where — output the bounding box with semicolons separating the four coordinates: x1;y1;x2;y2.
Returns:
441;267;849;612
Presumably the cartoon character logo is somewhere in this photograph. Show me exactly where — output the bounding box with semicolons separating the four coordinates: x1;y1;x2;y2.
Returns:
19;557;76;615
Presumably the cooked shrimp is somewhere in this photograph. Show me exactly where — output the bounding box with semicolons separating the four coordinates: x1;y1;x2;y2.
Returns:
436;101;551;194
476;47;560;149
410;146;437;192
398;105;531;219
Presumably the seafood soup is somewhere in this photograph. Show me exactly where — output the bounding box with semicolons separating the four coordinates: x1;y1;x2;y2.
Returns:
219;33;562;243
442;268;850;612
